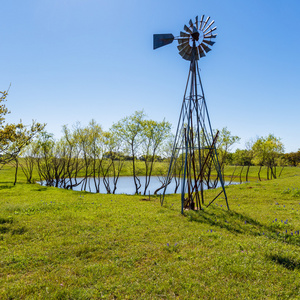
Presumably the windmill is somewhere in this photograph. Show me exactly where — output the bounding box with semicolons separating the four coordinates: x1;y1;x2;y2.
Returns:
154;15;229;214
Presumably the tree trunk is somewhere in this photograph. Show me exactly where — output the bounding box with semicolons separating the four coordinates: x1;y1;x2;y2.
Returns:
229;165;237;184
270;165;276;179
258;166;262;181
14;158;19;186
154;176;172;195
278;166;284;178
245;165;250;182
131;149;141;194
239;165;244;184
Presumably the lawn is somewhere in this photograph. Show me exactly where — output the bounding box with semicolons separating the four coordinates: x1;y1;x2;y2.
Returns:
0;166;300;299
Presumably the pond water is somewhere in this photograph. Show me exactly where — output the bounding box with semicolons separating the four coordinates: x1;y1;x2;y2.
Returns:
41;176;236;195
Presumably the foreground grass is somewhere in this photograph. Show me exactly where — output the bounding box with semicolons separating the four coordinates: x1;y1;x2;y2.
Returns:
0;168;300;299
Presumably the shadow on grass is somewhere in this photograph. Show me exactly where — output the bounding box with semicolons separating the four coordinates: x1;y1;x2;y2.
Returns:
0;184;14;190
34;186;48;192
0;217;13;224
185;207;300;247
268;253;300;270
0;182;48;192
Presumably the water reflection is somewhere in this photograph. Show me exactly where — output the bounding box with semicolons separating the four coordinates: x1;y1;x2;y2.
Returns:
40;176;236;195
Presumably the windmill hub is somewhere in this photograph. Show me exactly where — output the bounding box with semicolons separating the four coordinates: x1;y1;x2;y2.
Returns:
191;30;200;41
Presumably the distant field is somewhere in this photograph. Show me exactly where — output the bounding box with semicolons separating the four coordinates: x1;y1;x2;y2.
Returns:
0;166;300;299
3;160;296;183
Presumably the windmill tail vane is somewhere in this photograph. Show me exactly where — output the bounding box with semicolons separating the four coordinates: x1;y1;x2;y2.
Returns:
153;15;229;214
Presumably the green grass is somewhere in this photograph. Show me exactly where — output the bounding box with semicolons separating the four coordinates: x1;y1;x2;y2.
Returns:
0;166;300;299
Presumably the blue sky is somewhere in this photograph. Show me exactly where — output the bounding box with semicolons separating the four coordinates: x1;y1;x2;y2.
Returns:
1;0;300;152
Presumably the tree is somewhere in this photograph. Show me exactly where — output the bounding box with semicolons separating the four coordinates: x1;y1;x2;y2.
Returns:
215;127;240;168
232;149;253;166
203;127;240;186
19;142;39;183
284;151;300;167
154;134;179;195
231;148;253;182
251;134;284;180
60;124;85;190
0;88;45;172
34;131;56;186
111;111;145;194
102;129;126;194
85;120;104;193
140;119;171;195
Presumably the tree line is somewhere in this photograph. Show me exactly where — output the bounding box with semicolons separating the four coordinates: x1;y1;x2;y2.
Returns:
227;135;300;180
1;88;299;194
16;111;172;195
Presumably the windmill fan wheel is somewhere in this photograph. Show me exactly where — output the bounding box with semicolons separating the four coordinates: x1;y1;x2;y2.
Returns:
177;15;217;61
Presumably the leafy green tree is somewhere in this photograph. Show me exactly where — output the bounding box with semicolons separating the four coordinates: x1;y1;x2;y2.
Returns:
102;129;126;194
34;131;56;186
60;124;85;189
0;89;45;174
251;134;284;180
140;119;171;195
232;149;252;166
231;148;254;182
72;120;103;192
86;120;104;193
284;151;300;166
216;127;240;167
206;127;240;184
111;111;145;194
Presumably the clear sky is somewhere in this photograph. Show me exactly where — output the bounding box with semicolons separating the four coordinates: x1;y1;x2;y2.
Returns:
1;0;300;152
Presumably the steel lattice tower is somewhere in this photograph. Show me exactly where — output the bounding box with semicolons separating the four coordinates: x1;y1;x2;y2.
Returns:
154;15;229;213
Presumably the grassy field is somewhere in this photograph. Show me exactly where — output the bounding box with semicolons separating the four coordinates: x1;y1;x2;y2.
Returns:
1;166;300;299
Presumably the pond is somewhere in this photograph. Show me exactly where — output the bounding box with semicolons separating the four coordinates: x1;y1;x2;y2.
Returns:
41;176;236;195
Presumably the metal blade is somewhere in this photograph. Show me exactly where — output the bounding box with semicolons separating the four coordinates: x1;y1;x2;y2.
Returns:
182;52;192;60
195;16;199;29
153;34;174;49
179;45;192;56
201;16;210;30
204;33;217;39
180;45;192;60
201;43;212;53
184;24;193;34
189;19;193;27
203;20;215;33
186;46;192;55
178;38;189;44
177;41;189;51
199;15;205;30
179;49;187;57
197;45;206;58
204;26;217;35
180;31;190;38
203;39;215;46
